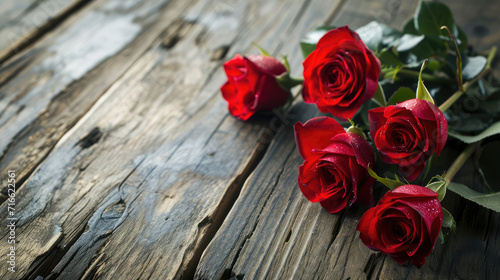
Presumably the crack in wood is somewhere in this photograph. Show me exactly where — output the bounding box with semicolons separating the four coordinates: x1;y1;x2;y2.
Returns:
364;253;383;280
178;140;272;280
43;169;149;279
328;210;346;251
217;149;295;280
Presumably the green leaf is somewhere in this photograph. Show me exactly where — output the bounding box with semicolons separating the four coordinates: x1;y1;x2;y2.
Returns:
456;25;468;50
462;55;488;80
447;182;500;212
426;59;441;71
276;73;303;92
416;60;435;104
403;17;419;35
281;55;291;73
378;48;403;68
356;21;383;51
356;21;402;51
372;83;387;107
442;207;456;230
367;167;405;191
438;231;445;244
439;207;456;243
395;34;426;52
449;120;500;143
414;1;457;38
300;26;335;58
426;180;446;201
388;87;416;106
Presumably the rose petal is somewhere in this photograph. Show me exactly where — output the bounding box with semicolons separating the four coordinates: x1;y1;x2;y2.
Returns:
247;54;287;76
316;26;360;50
294;117;345;159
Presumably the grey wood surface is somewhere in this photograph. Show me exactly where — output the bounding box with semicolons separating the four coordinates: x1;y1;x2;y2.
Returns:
0;0;90;65
0;0;498;279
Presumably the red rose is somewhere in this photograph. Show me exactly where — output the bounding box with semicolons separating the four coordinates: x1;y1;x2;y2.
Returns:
221;54;290;120
369;99;448;181
357;185;443;268
302;26;380;119
294;117;375;213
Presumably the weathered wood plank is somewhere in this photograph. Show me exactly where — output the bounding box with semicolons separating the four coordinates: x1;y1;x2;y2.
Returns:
194;1;346;279
0;0;336;279
0;0;198;203
195;0;500;279
0;0;90;65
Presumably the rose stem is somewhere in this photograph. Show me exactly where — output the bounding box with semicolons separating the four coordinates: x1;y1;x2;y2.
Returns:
397;69;454;85
443;141;481;186
438;46;497;112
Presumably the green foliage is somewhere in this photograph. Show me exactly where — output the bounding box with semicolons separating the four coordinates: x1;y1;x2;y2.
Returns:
387;87;415;105
439;207;456;243
367;167;405;191
416;60;435;104
297;0;498;140
462;56;487;80
447;182;500;212
414;1;458;39
449;121;500;143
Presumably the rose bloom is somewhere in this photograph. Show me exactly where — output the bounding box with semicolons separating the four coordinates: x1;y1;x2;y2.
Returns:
294;117;375;213
369;99;448;181
302;26;380;119
357;185;443;268
221;54;290;120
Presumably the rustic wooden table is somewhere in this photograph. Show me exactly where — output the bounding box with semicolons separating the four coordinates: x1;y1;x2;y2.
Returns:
0;0;498;279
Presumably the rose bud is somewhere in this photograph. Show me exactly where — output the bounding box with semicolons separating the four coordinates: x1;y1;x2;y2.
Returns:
369;99;448;181
357;185;443;268
294;117;375;213
221;54;290;121
302;26;380;119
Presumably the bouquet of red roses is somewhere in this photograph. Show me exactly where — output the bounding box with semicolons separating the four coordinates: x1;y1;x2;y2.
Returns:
219;1;499;268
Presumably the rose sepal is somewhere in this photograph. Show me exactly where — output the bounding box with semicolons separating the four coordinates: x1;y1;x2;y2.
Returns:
439;207;456;243
416;59;435;104
367;167;405;191
426;179;446;201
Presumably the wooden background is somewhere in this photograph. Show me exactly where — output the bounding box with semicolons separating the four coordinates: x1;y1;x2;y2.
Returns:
0;0;498;279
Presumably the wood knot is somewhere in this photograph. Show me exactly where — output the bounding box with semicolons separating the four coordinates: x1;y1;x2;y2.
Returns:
102;199;126;220
77;127;102;149
210;45;230;61
161;19;196;50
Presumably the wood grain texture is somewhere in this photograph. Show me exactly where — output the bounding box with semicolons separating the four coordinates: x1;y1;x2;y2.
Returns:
0;0;338;279
0;0;91;65
195;0;500;279
0;0;498;279
0;0;195;203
